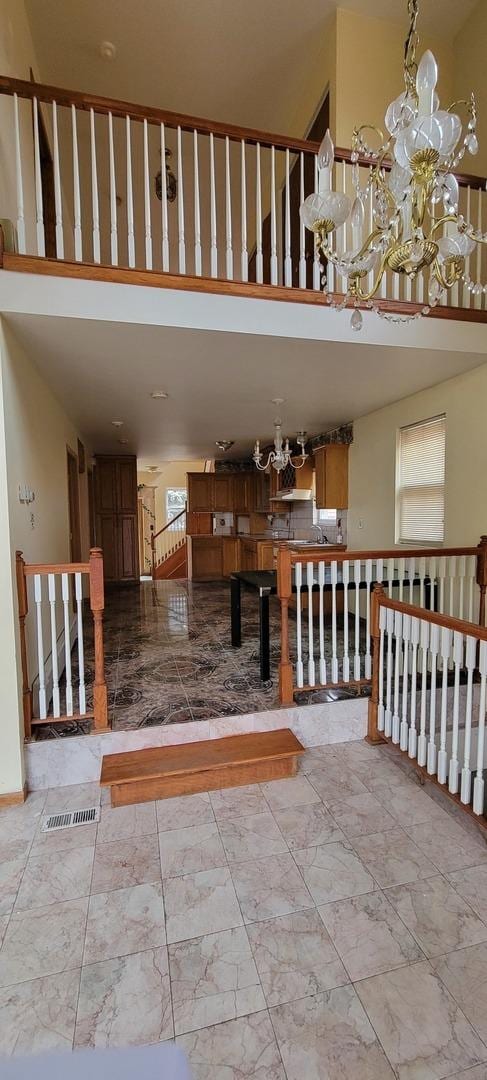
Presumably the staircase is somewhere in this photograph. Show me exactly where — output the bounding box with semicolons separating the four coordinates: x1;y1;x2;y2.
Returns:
151;508;187;580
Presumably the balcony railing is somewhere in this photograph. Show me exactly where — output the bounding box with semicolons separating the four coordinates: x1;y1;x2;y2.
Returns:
1;74;487;318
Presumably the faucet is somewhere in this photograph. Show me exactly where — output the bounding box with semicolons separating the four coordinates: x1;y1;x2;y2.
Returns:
311;524;328;545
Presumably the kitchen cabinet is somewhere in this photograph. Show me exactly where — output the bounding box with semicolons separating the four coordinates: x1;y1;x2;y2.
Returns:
186;511;213;536
240;538;274;572
251;470;270;512
241;538;258;571
314;445;349;509
222;538;241;577
188;473;214;512
94;455;138;582
213;473;234;511
190;536;223;580
233;473;252;513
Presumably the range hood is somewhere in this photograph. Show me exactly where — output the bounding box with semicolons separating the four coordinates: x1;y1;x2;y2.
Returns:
271;487;313;502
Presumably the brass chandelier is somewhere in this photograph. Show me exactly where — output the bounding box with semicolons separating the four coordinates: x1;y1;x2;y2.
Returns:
300;0;484;330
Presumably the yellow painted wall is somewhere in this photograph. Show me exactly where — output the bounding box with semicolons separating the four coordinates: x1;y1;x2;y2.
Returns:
138;460;206;533
348;360;487;552
454;0;487;177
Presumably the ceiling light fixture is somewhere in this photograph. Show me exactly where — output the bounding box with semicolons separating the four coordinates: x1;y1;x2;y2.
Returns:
215;440;235;452
300;0;483;330
111;419;123;427
150;390;169;399
253;399;307;473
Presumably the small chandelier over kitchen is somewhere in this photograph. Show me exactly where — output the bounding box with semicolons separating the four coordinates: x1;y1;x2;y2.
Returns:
253;400;307;473
300;0;484;330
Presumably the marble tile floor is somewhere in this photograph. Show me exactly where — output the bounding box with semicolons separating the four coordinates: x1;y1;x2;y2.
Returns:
33;579;368;741
2;739;487;1077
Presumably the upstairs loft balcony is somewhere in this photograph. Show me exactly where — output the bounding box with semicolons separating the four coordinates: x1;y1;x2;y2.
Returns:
1;74;487;325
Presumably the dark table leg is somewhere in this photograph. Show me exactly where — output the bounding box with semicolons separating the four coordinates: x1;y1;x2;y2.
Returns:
259;589;270;682
231;575;241;647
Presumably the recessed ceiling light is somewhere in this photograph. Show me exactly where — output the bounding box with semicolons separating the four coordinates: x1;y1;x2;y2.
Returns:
100;40;116;61
150;391;169;399
111;419;123;427
118;438;128;445
270;397;285;407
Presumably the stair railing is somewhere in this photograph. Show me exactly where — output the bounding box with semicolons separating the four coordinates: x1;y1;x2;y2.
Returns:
151;507;187;575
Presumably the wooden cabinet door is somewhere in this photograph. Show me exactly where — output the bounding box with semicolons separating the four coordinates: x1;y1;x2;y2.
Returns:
315;446;349;509
191;538;223;580
213;473;234;511
95;458;117;513
188;473;214;512
96;514;119;582
222;538;240;577
233;473;252;513
118;514;139;580
252;470;270;512
241;541;257;571
117;458;138;512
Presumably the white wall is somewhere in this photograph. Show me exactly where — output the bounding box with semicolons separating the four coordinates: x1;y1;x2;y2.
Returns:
348;361;487;551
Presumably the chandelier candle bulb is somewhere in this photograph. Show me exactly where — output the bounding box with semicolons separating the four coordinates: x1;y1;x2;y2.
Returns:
416;50;438;116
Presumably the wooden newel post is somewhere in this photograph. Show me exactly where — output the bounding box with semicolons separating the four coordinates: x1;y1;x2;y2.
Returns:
366;582;386;744
277;548;294;706
15;551;33;739
89;547;109;731
476;535;487;627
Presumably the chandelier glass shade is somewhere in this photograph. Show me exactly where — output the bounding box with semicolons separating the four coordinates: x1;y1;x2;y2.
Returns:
253;406;307;473
300;0;484;329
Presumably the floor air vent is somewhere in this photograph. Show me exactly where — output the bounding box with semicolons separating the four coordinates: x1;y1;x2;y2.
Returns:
41;806;100;832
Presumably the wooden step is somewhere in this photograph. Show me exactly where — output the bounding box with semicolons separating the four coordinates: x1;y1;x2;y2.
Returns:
100;729;304;806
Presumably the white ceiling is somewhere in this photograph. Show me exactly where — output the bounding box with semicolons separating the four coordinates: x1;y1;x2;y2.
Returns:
25;0;477;133
6;313;486;462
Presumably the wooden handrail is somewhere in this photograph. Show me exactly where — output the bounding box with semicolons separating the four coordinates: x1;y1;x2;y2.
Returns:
373;588;487;642
1;74;486;189
152;507;186;540
23;560;90;575
287;545;480;565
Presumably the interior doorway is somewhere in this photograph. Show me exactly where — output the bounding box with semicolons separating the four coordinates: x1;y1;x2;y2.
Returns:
67;447;82;563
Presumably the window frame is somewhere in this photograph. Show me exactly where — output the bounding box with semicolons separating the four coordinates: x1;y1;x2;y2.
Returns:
165;486;187;530
395;413;446;547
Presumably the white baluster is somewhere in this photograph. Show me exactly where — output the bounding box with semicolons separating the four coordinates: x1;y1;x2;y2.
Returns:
378;605;386;731
177;126;185;273
392;610;403;744
225;136;233;280
342;560;350;682
299;152;306;288
354;559;361;681
318;561;326;684
417;619;429;766
270;146;278;285
126;116;135;267
427;623;439;774
143;119;152;270
108;112;118;266
467;555;475;623
313;156;321;290
33;97;45;256
437;555;446;613
13;94;26;253
89;108;100;264
34;575;47;719
52;101;64;259
193;129;202;276
475;186;482;310
473;638;487;815
463;186;472;307
384;607;394;737
400;613;410;751
295;562;304;688
408;557;415;605
387;557;394;599
331;561;338;683
284;148;292;286
437;626;452;783
398;557;406;603
240;140;248;282
307;562;316;686
160;123;169;271
458;555;466;620
210;133;218;278
461;634;477;804
448;556;456;616
418;556;426;610
62;573;73;716
48;574;60;718
408;616;420;758
71;105;82;261
255;142;263;283
75;572;86;714
364;559;373;679
448;630;463;794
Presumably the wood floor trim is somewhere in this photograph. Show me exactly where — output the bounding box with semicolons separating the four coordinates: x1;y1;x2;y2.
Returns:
0;783;27;806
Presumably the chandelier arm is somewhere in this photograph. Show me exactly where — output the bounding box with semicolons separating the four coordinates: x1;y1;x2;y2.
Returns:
348;254;390;302
432;257;460;291
428;213;458;239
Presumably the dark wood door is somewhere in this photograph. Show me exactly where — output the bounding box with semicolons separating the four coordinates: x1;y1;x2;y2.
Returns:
97;514;119;582
118;514;139;579
118;459;138;512
67;448;81;563
94;454;138;582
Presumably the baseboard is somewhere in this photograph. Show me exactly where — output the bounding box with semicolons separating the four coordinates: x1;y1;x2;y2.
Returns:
0;783;27;806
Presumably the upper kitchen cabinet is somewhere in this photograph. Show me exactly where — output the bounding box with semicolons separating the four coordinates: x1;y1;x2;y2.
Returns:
314;445;349;509
188;472;214;512
233;472;253;513
213;473;234;511
252;470;270;512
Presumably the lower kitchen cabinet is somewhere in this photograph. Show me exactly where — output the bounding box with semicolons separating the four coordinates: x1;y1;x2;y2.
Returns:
222;538;241;577
190;537;223;580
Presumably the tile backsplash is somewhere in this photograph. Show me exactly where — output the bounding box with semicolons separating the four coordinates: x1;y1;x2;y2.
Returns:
270;503;348;544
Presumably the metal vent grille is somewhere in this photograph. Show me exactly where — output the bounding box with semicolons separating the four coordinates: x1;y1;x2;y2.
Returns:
41;806;100;832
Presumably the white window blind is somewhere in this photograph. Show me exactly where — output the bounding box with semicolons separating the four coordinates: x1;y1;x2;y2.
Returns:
396;415;446;544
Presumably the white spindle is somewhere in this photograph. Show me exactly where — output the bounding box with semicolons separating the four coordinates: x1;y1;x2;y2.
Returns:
318;561;326;684
467;555;475;623
398;557;406;603
256;142;263;283
295;562;304;688
210;133;218;278
392;610;402;744
429;557;437;613
313;157;321;290
284;149;292;286
475;187;482;310
417;619;429;766
299;152;306;288
34;575;47;719
33;97;45;256
225;136;233;280
177;126;186;273
89;109;100;264
386;558;394;599
331;561;338;683
400;613;410;751
438;556;446;613
62;573;73;716
364;559;373;679
126;116;135;267
408;557;415;605
13;94;26;253
108;112;118;266
427;623;439;774
143;119;153;269
384;607;394;737
48;574;60;718
160;124;169;271
461;634;477;804
448;556;456;616
71;105;82;261
75;572;86;714
270;146;278;285
408;616;419;758
307;562;316;686
437;627;452;783
375;559;384;589
378;606;386;731
473;639;487;815
448;630;463;794
193;130;202;276
52;101;64;259
240;140;248;282
418;556;426;610
458;555;466;619
354;559;361;681
342;560;350;682
463;186;472;307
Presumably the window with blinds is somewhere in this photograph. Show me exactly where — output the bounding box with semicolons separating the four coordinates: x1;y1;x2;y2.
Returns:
396;415;446;544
